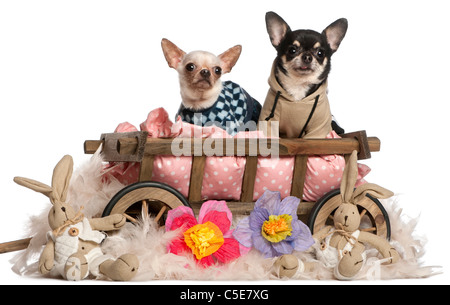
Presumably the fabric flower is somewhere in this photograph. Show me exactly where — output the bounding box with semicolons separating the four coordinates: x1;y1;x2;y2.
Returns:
233;190;314;258
165;201;249;267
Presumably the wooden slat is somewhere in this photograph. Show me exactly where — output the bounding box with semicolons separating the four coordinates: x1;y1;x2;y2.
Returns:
139;154;155;181
240;156;259;202
290;155;309;199
188;156;206;202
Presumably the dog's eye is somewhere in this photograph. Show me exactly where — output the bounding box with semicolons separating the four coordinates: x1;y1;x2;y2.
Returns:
214;67;222;75
316;49;325;58
185;63;196;72
288;46;297;55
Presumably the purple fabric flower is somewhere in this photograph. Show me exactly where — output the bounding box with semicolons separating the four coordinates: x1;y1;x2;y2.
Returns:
233;190;314;258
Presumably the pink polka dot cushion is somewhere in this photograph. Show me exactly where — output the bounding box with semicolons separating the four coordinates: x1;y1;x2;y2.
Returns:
253;157;294;201
104;108;370;202
253;131;370;202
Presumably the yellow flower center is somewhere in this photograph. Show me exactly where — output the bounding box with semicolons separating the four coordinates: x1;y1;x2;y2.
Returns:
184;221;224;260
262;214;293;243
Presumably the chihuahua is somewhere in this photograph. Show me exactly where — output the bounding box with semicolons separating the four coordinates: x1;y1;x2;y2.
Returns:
161;38;261;136
259;12;347;138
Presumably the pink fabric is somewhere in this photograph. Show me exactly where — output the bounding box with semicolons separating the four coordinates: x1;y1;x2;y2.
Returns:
104;108;370;202
253;131;370;202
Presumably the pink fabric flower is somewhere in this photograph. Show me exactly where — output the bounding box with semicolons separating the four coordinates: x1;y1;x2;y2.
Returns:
165;201;249;267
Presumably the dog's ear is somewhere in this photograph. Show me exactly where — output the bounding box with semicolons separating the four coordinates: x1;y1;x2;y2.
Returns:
265;12;291;48
322;18;348;53
161;38;186;69
218;45;242;74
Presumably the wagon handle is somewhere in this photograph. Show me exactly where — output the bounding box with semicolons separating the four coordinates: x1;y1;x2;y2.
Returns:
0;238;32;254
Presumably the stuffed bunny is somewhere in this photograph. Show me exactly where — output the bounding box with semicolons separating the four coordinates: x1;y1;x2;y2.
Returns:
14;155;139;281
273;150;400;280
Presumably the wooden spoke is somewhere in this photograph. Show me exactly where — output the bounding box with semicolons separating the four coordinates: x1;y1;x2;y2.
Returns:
123;213;137;223
154;206;167;224
361;227;377;233
360;209;367;219
141;200;148;215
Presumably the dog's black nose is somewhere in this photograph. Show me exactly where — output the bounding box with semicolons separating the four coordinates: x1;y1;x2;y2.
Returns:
61;207;66;212
200;69;211;78
302;53;313;64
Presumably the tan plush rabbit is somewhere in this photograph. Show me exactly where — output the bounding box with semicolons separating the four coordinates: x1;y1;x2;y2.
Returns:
14;155;139;281
273;150;400;280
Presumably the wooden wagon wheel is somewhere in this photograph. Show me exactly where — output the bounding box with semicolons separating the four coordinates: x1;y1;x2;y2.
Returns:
102;181;191;226
307;189;391;240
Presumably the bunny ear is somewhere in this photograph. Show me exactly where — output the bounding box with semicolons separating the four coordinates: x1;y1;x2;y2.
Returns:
50;155;73;203
340;150;359;203
13;177;52;198
352;183;394;204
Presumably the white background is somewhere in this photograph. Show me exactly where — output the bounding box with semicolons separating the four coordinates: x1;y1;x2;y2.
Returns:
0;0;448;285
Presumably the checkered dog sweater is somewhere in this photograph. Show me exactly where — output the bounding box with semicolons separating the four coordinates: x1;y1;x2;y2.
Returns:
176;81;261;135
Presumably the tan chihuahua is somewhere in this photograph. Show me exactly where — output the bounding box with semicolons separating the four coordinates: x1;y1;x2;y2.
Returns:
161;38;261;135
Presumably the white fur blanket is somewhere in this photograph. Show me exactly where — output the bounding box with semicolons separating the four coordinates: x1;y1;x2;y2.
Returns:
10;152;440;281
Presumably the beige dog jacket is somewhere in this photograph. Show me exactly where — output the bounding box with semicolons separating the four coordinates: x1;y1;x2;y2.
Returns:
259;61;332;139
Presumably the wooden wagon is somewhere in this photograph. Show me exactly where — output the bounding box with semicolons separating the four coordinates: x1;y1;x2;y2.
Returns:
84;129;390;238
0;129;390;254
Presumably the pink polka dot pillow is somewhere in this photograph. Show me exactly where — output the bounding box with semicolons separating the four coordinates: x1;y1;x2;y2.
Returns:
201;156;245;200
253;157;294;201
105;108;371;203
252;131;371;202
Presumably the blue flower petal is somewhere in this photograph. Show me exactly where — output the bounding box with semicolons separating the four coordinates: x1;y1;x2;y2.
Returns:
252;232;275;258
285;218;303;241
248;207;269;231
233;217;253;248
254;190;281;214
273;196;300;217
291;220;315;252
272;240;294;256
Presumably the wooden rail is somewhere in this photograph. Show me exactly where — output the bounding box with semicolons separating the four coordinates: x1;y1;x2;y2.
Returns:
85;132;380;158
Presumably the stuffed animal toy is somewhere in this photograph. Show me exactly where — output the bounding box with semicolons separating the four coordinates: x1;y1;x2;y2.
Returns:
273;150;400;280
14;155;139;281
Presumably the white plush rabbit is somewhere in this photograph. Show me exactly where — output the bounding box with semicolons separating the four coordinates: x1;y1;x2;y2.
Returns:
14;155;139;281
273;150;400;280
